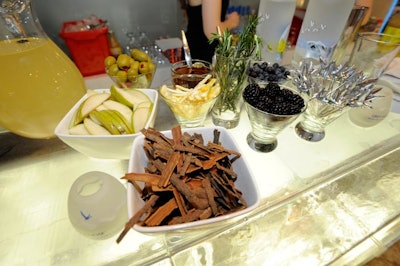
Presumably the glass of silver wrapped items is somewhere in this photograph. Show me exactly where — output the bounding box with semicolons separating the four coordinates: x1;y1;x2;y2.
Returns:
291;59;381;142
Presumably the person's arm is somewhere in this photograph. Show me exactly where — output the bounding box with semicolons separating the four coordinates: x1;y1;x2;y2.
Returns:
201;0;240;39
355;0;373;25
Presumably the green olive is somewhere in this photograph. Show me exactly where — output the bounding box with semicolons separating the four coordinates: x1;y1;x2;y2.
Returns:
108;63;120;76
116;70;128;83
104;56;116;68
130;60;139;72
130;48;149;62
127;67;139;82
148;62;156;73
138;61;149;74
116;54;131;69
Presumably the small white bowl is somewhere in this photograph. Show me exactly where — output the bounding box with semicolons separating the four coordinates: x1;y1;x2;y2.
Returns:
55;88;158;159
127;126;260;233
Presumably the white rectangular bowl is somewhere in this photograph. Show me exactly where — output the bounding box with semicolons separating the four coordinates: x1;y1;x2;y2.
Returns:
127;126;261;233
55;88;158;160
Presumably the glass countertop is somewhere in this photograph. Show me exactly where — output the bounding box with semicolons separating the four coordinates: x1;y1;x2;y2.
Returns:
1;67;400;265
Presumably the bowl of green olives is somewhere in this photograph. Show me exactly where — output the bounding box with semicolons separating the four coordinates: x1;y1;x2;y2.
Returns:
104;49;156;88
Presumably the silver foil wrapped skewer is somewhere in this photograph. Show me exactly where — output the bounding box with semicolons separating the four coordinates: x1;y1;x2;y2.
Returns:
290;59;382;109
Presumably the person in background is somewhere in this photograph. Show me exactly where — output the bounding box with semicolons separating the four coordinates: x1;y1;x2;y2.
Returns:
355;0;373;26
178;0;240;63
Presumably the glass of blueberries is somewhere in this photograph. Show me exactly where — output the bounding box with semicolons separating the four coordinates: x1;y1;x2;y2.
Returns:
243;82;306;152
247;61;291;85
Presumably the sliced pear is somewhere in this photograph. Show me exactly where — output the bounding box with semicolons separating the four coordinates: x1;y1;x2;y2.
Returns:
90;110;121;135
70;92;111;127
95;104;108;111
102;99;133;122
110;85;151;109
89;112;102;125
107;109;134;134
132;106;151;133
135;100;153;110
86;90;98;97
134;74;149;88
80;92;111;117
69;123;89;135
83;117;111;135
90;110;133;135
69;109;80;129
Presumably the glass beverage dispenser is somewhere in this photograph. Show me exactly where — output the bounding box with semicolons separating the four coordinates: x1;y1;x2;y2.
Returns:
0;0;86;138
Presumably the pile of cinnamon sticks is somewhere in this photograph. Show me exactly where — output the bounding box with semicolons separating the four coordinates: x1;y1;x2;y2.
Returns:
117;126;246;243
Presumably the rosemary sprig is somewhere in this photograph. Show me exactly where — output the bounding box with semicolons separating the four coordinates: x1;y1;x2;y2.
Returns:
211;15;262;59
210;15;262;113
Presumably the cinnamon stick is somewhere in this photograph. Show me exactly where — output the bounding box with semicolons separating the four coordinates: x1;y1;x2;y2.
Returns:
116;194;159;243
170;174;208;210
144;197;178;226
117;126;246;244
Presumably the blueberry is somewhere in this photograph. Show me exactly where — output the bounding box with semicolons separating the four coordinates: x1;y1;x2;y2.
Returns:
261;62;268;69
244;83;305;115
248;61;290;84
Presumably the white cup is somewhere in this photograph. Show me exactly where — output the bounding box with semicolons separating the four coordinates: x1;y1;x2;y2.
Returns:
68;171;127;240
348;85;393;127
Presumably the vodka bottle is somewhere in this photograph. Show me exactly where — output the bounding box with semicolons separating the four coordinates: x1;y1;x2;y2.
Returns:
256;0;297;63
292;0;355;66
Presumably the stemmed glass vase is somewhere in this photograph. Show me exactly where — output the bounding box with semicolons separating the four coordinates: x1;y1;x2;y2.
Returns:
295;98;348;142
244;99;305;152
291;59;381;142
243;83;306;152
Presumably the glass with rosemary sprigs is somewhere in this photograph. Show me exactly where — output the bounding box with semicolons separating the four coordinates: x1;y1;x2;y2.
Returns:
211;15;262;129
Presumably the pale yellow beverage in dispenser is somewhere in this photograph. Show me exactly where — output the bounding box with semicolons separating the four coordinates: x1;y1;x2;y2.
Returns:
0;38;86;138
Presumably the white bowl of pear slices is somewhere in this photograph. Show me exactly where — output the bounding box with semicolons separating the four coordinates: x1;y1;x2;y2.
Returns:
55;86;158;159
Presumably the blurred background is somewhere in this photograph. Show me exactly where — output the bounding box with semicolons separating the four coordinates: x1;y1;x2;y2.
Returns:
32;0;398;62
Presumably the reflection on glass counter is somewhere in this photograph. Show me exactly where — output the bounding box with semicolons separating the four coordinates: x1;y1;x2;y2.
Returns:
171;144;400;265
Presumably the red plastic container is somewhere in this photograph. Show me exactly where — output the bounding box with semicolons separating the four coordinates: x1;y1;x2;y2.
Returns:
60;21;110;76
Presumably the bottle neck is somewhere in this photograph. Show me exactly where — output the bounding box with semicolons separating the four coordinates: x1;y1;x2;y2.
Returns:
1;2;47;41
